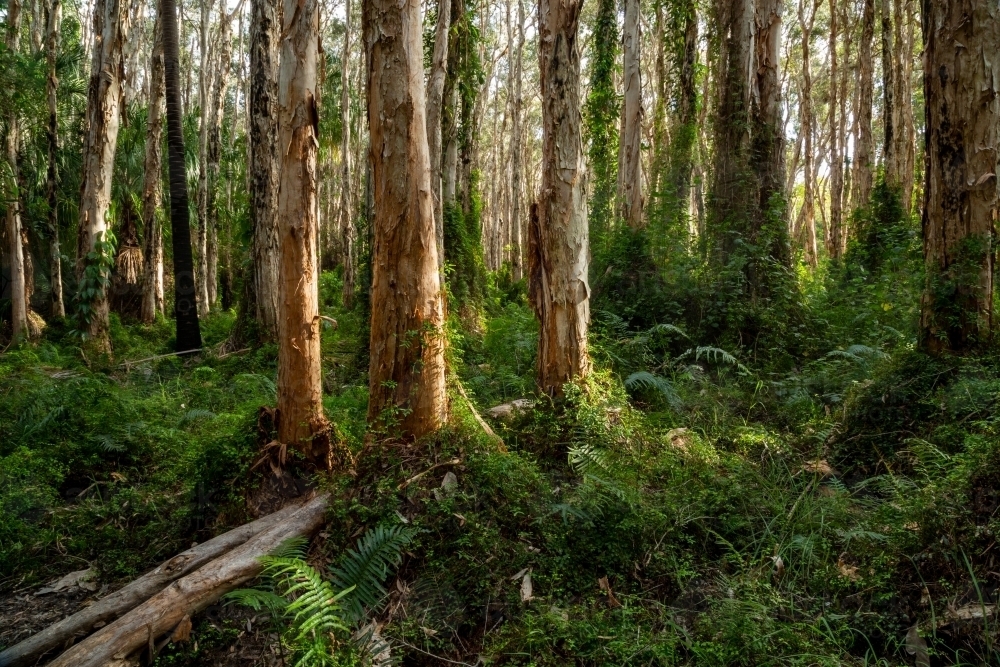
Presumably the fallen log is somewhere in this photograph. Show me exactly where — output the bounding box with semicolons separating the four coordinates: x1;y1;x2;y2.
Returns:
45;493;330;667
0;501;304;667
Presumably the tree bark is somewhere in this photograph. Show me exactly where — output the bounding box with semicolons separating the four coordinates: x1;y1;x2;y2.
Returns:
827;0;843;259
509;0;525;279
0;502;304;667
206;0;235;312
667;0;698;231
162;0;203;351
195;0;212;315
43;494;329;667
46;0;64;319
340;0;356;307
880;0;896;188
274;0;330;464
5;0;29;343
246;0;281;341
141;13;166;324
426;0;451;273
798;0;818;267
364;0;448;437
918;0;999;354
617;0;643;229
530;0;590;395
852;0;875;209
76;0;127;351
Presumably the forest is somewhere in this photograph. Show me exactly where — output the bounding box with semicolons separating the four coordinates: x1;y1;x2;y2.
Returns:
0;0;998;663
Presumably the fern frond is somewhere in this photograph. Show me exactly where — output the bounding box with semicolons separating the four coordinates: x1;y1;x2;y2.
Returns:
648;323;690;339
330;525;418;625
179;408;217;425
261;556;351;642
224;588;289;616
567;443;610;476
624;371;683;409
684;346;752;376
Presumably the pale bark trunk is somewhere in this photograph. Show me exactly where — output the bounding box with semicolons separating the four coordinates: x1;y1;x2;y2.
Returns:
798;0;818;267
195;0;211;315
77;0;126;351
918;0;999;354
247;0;280;340
827;0;843;259
339;0;356;307
835;0;851;251
852;0;875;208
206;0;235;311
667;1;697;228
364;0;448;437
30;0;42;51
275;0;330;464
509;0;525;279
6;0;28;343
897;0;916;211
530;0;590;395
753;0;786;264
46;0;65;319
141;14;166;324
617;0;643;229
426;0;451;273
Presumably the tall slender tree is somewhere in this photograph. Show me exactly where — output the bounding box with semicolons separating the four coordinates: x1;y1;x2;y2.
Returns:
6;0;29;343
530;0;590;395
426;0;451;273
617;0;643;228
162;0;202;351
827;0;844;259
339;0;356;307
141;13;166;324
918;0;999;354
364;0;448;436
852;0;875;209
46;0;64;319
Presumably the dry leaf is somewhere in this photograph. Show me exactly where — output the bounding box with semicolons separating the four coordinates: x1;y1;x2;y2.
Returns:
510;568;529;581
836;556;860;582
771;555;785;579
904;625;930;667
420;626;438;637
802;460;834;477
520;570;534;602
441;471;458;492
36;568;97;595
598;576;622;609
453;513;466;526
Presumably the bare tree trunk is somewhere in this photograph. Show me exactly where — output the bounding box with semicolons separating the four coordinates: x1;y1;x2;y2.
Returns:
274;0;331;464
667;0;697;229
246;0;280;340
530;0;590;395
852;0;875;208
5;0;29;343
426;0;451;273
879;0;895;186
836;0;851;251
46;0;65;319
195;0;211;315
339;0;356;307
617;0;643;228
364;0;448;437
827;0;843;259
509;0;525;279
206;0;235;311
141;13;166;324
898;0;916;211
918;0;999;354
798;0;818;267
752;0;787;263
76;0;126;352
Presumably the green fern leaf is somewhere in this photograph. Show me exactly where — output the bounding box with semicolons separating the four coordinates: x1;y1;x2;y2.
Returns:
330;524;418;625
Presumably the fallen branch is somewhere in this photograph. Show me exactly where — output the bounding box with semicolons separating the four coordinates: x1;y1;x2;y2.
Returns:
398;459;462;491
454;381;506;451
0;502;305;667
118;348;203;369
45;493;330;667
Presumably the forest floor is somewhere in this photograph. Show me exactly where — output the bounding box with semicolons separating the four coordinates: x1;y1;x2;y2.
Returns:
3;270;1000;666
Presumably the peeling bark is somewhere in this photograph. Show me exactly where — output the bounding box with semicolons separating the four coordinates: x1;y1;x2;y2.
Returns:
141;14;165;324
617;0;643;228
852;0;875;209
46;0;64;320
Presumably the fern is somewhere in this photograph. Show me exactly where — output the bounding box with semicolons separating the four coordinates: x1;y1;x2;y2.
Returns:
179;408;217;426
624;371;683;409
648;323;690;339
682;346;752;376
567;443;611;476
224;588;289;616
261;556;352;644
330;524;418;625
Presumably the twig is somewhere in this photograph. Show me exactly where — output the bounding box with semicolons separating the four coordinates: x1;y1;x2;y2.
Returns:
397;459;462;491
392;638;480;666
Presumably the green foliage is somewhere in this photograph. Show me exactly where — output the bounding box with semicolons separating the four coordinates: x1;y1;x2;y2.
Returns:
331;524;418;625
72;229;117;334
584;0;620;250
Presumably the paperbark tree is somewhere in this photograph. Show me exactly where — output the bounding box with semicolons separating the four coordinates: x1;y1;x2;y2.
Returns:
46;0;64;319
827;0;844;259
5;0;29;343
530;0;590;394
851;0;875;208
918;0;999;354
162;0;202;351
509;0;525;279
797;0;819;267
879;0;895;188
752;0;786;264
617;0;643;228
274;0;331;464
665;0;697;230
426;0;451;272
76;0;127;351
195;0;211;315
364;0;448;436
141;14;166;324
339;0;356;307
245;0;280;340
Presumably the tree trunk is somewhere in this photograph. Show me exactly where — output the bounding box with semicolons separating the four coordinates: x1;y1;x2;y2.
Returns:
141;13;166;324
46;0;64;320
206;0;234;312
798;0;818;267
530;0;590;395
5;0;28;344
617;0;643;229
426;0;451;273
666;0;697;231
195;0;211;315
752;0;786;265
509;0;525;279
340;0;356;307
162;0;203;351
918;0;999;354
246;0;281;341
880;0;896;189
852;0;875;209
827;0;843;259
274;0;330;464
76;0;126;352
364;0;448;437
